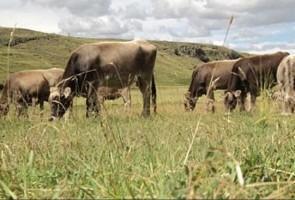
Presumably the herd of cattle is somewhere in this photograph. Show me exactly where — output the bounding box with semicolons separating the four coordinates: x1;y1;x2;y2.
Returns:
0;39;294;120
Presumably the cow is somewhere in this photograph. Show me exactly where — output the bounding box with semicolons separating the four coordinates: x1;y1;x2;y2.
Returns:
224;52;289;112
276;55;295;115
0;83;3;91
48;40;157;120
184;59;239;112
0;68;64;117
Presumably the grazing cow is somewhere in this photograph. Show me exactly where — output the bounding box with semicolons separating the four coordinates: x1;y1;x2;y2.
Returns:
224;52;289;112
0;68;64;117
48;40;157;120
184;59;239;112
276;55;295;114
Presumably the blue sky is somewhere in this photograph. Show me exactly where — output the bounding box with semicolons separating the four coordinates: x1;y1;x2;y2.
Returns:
1;0;295;53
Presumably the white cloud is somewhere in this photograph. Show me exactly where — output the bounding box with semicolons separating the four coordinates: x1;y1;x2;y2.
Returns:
1;0;295;53
28;0;112;16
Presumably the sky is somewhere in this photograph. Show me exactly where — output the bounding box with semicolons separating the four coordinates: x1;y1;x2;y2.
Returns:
1;0;295;53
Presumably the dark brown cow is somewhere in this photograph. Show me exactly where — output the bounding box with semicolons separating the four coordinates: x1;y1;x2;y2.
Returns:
48;40;157;120
0;68;64;117
184;59;239;112
224;52;289;112
0;83;3;91
276;55;295;114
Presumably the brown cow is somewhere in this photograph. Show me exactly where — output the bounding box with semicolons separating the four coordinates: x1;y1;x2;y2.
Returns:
224;52;289;112
276;55;295;114
0;83;3;91
184;59;239;112
0;68;64;117
48;40;157;120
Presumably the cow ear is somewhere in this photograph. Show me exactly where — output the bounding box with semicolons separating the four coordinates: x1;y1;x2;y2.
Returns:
63;87;72;98
234;90;241;98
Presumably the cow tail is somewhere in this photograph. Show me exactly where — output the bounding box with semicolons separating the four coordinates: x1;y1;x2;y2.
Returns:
151;73;157;113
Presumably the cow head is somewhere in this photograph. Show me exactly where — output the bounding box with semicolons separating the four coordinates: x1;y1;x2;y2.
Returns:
224;90;241;112
184;92;198;111
49;87;73;121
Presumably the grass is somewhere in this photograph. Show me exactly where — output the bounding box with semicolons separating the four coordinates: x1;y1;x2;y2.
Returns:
0;27;294;198
0;87;295;198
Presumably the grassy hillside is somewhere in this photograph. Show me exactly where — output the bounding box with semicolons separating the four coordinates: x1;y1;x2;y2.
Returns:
0;27;244;86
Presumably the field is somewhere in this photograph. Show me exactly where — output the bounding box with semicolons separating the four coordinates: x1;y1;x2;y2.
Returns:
0;28;295;198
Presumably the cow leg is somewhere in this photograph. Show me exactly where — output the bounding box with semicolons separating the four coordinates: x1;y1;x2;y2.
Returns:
282;94;293;115
245;93;256;112
37;99;44;118
39;100;44;110
206;88;215;113
86;94;97;118
282;96;290;115
86;97;91;118
85;82;99;118
249;95;256;112
16;100;28;118
137;76;151;117
86;90;102;118
121;87;131;108
15;91;29;118
32;97;38;107
278;83;292;115
238;92;247;112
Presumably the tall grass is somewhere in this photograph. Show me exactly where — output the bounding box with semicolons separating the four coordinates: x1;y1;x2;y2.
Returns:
0;87;294;198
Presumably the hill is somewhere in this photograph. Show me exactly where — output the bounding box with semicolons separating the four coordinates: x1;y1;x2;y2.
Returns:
0;27;245;85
